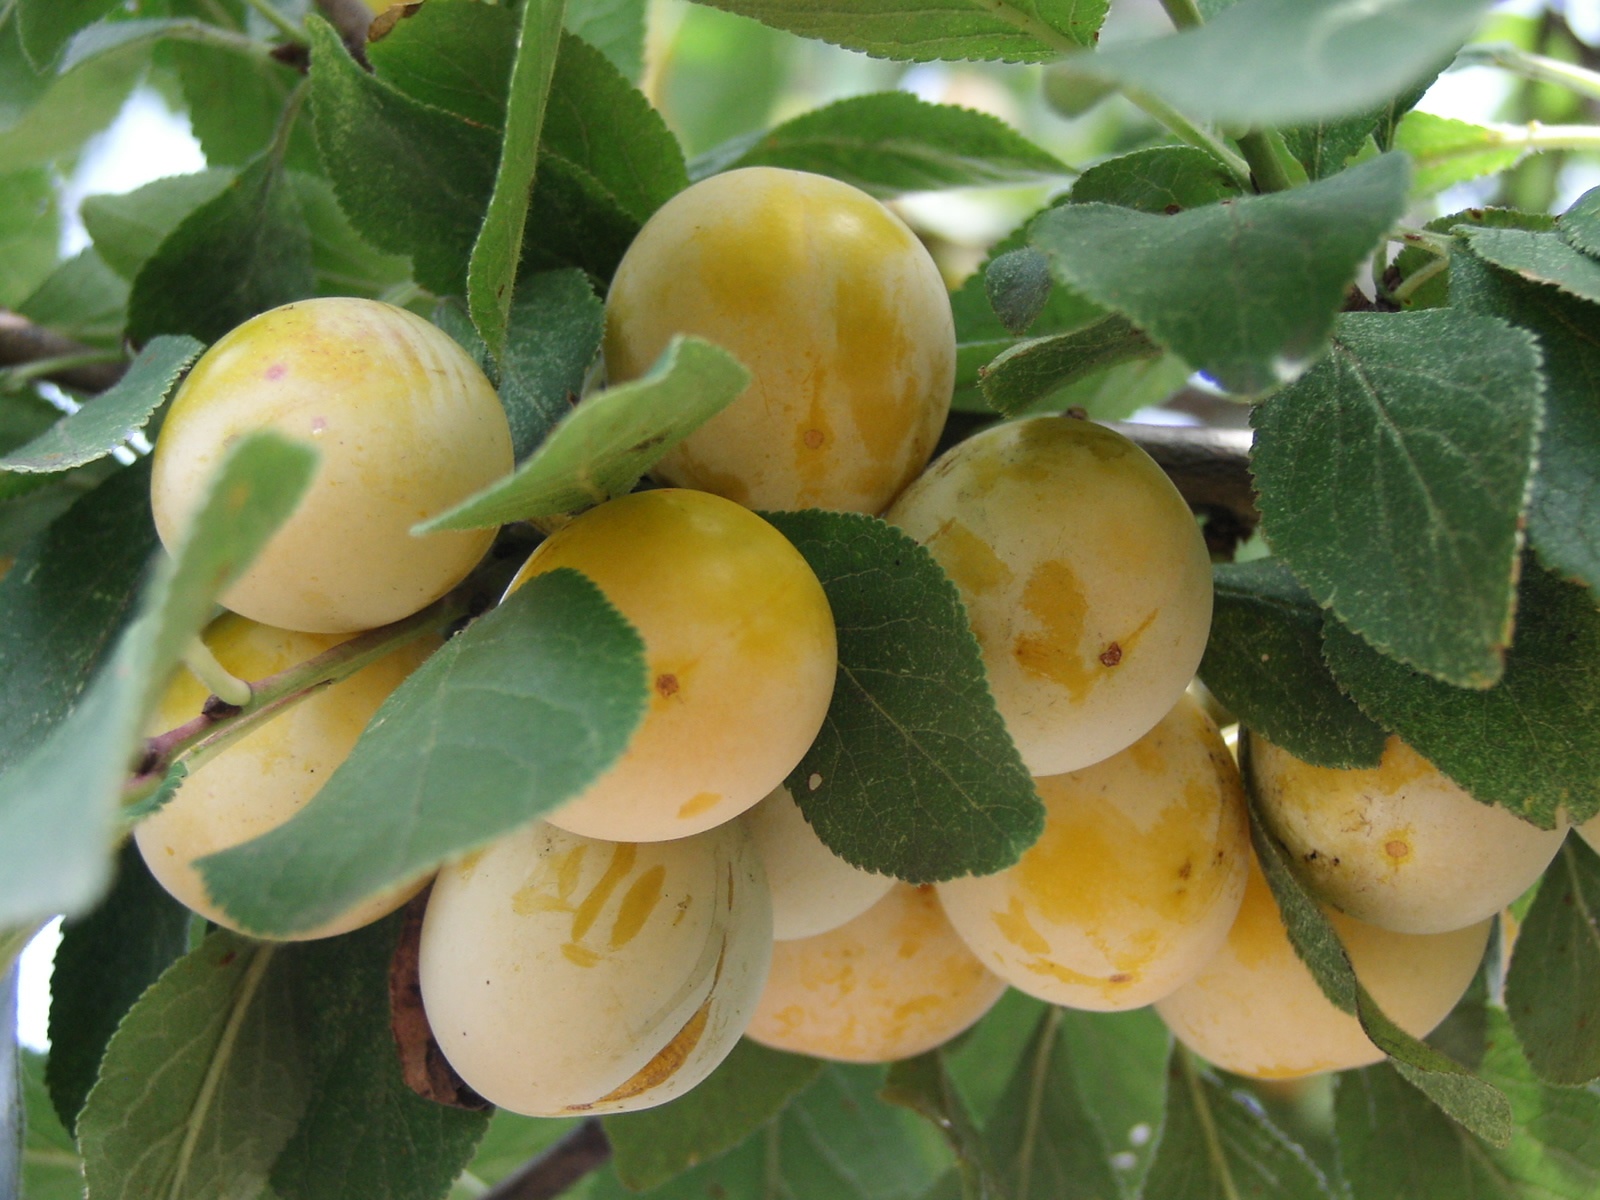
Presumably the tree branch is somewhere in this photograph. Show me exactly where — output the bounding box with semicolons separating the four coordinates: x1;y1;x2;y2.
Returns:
311;0;373;63
0;311;127;393
480;1120;612;1200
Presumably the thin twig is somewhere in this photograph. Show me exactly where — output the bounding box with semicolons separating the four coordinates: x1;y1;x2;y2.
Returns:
480;1120;611;1200
0;311;127;393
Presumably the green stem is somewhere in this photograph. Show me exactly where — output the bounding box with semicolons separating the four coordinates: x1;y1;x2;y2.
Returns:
241;0;306;43
1458;42;1600;106
1389;256;1449;305
1;351;125;390
182;636;253;708
1476;121;1600;157
1391;224;1453;257
1237;130;1295;193
1158;0;1204;29
1124;87;1253;187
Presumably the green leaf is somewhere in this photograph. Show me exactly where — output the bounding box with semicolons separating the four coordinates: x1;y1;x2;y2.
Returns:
1504;837;1600;1086
1477;1007;1600;1198
1450;247;1600;595
1334;1063;1517;1199
16;0;119;68
566;0;647;80
1250;309;1543;688
604;1040;821;1191
420;336;748;530
766;510;1043;883
127;150;315;345
1247;784;1515;1146
468;0;567;362
0;336;200;473
367;0;516;128
1200;560;1386;769
168;39;318;172
77;933;310;1200
1141;1048;1337;1200
20;1049;84;1200
542;33;689;226
307;15;499;295
938;989;1047;1124
707;92;1066;197
1282;109;1383;182
290;171;411;300
1;969;17;1200
1061;0;1489;127
520;149;641;280
984;248;1054;336
1463;226;1600;308
197;568;647;937
1030;152;1410;396
452;1111;582;1192
80;169;235;281
1560;185;1600;258
880;1051;997;1200
978;316;1159;416
1068;146;1245;212
492;269;605;459
586;1064;951;1200
0;432;315;925
971;1007;1131;1199
1322;560;1600;828
0;21;142;172
1394;111;1524;196
16;249;130;348
1393;206;1553;314
268;916;491;1200
0;168;58;307
45;843;192;1134
0;461;154;768
691;0;1106;62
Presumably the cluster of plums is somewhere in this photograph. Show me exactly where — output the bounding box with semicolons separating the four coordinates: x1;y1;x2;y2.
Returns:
136;164;1562;1119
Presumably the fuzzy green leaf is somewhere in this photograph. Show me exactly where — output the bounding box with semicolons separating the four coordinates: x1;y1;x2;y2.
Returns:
1200;559;1387;769
1060;0;1489;127
984;248;1054;336
709;92;1067;196
497;269;606;460
566;0;646;79
1322;560;1600;828
1464;226;1600;308
367;0;516;128
605;1041;821;1191
1068;145;1245;211
691;0;1107;63
468;0;567;362
1030;153;1410;396
19;1049;83;1200
0;337;200;473
16;0;118;68
420;336;747;530
77;934;310;1200
0;20;142;172
1250;309;1543;688
127;153;315;345
1449;247;1600;595
0;433;314;925
1560;185;1600;258
1477;1007;1600;1197
81;169;235;281
17;249;129;349
45;843;192;1134
198;569;648;937
0;168;57;307
1394;111;1524;195
307;16;499;295
768;510;1043;883
1504;837;1600;1086
978;316;1159;416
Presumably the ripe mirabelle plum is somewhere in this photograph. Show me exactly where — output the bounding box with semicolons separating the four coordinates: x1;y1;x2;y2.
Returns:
151;298;513;634
937;694;1249;1011
1248;733;1566;934
418;819;772;1116
506;488;835;842
1155;855;1491;1078
134;614;437;939
885;416;1212;777
744;784;892;941
744;882;1006;1063
604;167;955;514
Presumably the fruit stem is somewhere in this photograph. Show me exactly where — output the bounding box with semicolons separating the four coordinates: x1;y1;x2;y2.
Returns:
182;636;253;708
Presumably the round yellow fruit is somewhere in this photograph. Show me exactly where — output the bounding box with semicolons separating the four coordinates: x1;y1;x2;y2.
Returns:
744;882;1006;1063
418;819;772;1116
134;613;437;939
1248;733;1565;934
151;298;513;634
937;694;1249;1011
506;488;836;842
1155;855;1491;1079
885;416;1212;777
604;167;955;514
744;784;892;941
